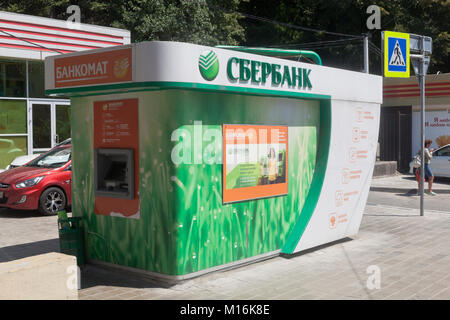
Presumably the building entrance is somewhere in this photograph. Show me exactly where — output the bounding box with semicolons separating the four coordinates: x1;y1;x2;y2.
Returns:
29;100;70;154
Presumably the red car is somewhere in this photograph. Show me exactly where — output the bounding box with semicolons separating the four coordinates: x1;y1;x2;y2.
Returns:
0;145;71;215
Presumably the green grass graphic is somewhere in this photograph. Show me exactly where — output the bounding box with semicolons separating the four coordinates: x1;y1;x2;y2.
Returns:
71;90;320;276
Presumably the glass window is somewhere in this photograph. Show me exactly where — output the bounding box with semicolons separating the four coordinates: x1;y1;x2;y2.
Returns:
28;60;68;99
32;104;51;149
56;105;71;142
0;59;26;97
28;60;45;98
0;136;27;169
0;100;27;134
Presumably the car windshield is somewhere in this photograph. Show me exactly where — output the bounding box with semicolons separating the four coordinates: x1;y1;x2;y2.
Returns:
26;148;71;168
436;146;450;157
56;138;71;146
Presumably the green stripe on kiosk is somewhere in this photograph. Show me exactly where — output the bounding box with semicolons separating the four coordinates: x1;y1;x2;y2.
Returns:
45;41;382;280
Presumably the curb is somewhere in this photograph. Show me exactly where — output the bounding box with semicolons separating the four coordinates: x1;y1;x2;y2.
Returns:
370;186;450;194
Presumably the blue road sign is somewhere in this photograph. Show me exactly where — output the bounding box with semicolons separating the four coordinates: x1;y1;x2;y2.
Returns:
383;31;410;78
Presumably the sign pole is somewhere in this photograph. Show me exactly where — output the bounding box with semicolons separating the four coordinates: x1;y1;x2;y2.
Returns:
383;31;431;217
410;35;431;216
419;67;425;216
363;34;369;73
419;36;428;216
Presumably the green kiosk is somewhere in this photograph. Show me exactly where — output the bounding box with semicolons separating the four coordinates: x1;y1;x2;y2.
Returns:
45;41;382;281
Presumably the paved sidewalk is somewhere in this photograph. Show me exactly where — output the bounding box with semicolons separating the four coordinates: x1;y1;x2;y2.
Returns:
371;173;450;193
1;175;449;300
0;209;59;263
79;203;450;300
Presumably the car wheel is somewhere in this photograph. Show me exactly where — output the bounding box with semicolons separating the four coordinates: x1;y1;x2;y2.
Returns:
39;187;66;216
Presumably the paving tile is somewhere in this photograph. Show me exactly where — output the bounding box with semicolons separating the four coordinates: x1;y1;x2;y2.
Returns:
2;191;450;301
429;288;450;300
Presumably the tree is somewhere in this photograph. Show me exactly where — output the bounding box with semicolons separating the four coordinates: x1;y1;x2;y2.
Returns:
0;0;447;72
238;0;449;74
117;0;244;45
0;0;245;46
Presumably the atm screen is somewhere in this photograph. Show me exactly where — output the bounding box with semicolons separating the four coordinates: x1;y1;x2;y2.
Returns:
104;161;127;181
94;148;134;199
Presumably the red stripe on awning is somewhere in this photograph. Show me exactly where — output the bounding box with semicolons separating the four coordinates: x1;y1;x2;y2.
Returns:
0;35;102;50
383;82;450;89
0;19;123;40
384;92;450;98
384;86;450;94
0;26;122;46
0;42;73;53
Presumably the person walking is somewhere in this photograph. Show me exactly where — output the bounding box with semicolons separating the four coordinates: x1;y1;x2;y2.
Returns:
416;139;436;196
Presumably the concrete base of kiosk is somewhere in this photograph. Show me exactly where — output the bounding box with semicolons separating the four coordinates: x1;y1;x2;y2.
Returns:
89;250;281;285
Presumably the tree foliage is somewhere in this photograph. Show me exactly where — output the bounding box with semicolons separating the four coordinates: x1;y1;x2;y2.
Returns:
0;0;448;73
0;0;245;45
239;0;449;73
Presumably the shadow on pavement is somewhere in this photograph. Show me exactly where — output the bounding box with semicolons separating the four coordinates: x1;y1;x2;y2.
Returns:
364;214;420;217
80;264;167;290
0;208;43;219
279;237;353;259
402;175;450;184
0;238;60;263
396;190;418;197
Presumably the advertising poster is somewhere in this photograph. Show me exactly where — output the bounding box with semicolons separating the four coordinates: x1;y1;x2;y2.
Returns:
223;124;288;203
412;108;450;155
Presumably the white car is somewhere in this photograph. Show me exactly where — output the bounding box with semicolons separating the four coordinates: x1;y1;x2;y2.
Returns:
1;138;71;172
5;153;40;170
409;144;450;178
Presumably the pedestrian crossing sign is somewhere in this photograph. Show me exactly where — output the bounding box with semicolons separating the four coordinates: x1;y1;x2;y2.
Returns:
383;31;410;78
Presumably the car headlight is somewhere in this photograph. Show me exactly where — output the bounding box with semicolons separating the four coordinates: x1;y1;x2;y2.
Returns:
15;176;44;189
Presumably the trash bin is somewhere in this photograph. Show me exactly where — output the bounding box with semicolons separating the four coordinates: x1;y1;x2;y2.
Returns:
58;214;85;266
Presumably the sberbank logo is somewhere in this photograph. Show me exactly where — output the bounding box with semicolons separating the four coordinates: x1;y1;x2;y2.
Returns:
227;57;312;89
199;50;219;81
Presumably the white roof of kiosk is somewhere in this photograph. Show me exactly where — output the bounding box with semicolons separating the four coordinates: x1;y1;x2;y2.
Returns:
45;41;382;103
